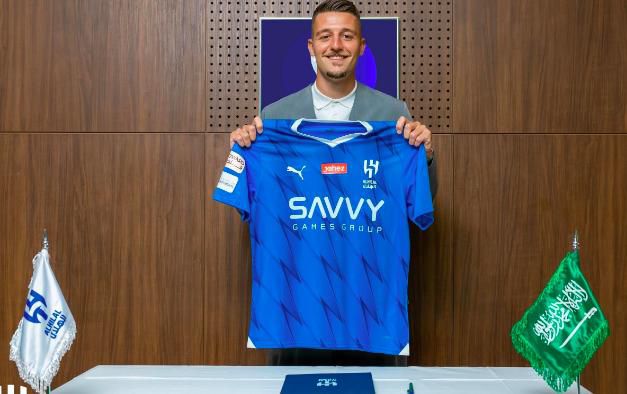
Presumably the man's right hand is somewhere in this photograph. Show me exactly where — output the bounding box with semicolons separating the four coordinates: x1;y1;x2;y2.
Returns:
229;116;263;148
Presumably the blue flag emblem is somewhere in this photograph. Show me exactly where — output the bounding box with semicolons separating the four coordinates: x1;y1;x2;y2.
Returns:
23;289;48;324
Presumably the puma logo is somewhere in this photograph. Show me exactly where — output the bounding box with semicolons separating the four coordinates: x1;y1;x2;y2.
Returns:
287;165;306;181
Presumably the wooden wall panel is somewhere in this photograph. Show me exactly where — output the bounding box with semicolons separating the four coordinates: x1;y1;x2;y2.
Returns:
0;136;33;386
0;0;55;131
454;0;627;132
452;134;627;393
0;0;206;132
204;133;266;365
408;134;454;365
452;0;497;131
0;134;205;386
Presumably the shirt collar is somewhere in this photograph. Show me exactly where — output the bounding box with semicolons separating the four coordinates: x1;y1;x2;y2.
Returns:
311;82;358;111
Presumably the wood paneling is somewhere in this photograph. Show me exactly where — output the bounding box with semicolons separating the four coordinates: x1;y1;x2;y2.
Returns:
454;0;627;132
452;134;627;392
204;133;266;365
452;0;497;131
0;134;205;385
0;0;205;132
408;134;454;365
0;0;55;131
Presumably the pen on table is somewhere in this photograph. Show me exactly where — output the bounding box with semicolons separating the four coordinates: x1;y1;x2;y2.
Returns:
407;382;414;394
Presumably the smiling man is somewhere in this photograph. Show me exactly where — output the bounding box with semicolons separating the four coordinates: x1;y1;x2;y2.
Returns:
230;0;437;197
226;0;437;367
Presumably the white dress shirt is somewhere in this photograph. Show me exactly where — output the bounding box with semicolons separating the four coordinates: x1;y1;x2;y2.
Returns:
311;82;357;120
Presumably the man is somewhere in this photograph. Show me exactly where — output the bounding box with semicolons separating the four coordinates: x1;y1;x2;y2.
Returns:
230;0;437;196
227;0;437;366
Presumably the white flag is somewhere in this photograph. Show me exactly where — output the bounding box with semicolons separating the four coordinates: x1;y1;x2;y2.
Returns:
9;248;77;394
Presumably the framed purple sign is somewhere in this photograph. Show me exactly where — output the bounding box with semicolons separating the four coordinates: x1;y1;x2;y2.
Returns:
259;17;399;110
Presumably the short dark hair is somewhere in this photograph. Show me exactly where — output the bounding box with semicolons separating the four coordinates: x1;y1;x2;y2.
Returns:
312;0;361;27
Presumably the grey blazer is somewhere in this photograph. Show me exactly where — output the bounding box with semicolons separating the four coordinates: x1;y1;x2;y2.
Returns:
261;83;438;198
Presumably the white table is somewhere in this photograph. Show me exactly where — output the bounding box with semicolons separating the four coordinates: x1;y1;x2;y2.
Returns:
53;365;592;393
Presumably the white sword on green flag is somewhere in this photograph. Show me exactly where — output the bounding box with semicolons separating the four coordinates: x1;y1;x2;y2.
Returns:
559;307;598;348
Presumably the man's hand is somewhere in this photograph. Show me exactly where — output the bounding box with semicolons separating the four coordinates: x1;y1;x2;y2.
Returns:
396;116;434;161
229;116;263;148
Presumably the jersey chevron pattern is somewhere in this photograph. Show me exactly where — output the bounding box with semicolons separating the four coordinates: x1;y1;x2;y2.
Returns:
213;119;434;355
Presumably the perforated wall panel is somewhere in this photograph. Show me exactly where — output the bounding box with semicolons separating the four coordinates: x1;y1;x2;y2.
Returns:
208;1;452;132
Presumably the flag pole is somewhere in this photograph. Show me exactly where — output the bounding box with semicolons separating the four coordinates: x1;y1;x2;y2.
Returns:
43;229;52;394
42;229;49;250
572;230;581;394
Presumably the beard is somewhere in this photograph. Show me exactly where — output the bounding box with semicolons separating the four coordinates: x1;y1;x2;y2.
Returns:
322;51;351;80
325;70;348;79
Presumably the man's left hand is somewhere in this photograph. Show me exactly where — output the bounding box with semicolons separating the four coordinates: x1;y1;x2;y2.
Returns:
396;116;434;162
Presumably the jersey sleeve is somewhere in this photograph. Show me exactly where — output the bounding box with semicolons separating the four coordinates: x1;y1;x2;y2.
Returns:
212;146;252;222
404;144;434;230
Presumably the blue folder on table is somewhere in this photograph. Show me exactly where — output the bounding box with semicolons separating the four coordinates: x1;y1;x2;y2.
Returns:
280;372;375;394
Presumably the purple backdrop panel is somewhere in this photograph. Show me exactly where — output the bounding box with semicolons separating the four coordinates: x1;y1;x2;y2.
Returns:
260;18;399;110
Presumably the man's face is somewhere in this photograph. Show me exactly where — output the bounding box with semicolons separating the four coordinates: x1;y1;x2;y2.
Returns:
308;12;365;81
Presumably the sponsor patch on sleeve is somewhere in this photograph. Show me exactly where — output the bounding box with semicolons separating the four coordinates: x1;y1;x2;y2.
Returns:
217;171;239;193
225;151;245;174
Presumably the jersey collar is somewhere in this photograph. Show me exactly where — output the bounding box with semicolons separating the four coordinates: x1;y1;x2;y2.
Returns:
290;118;373;148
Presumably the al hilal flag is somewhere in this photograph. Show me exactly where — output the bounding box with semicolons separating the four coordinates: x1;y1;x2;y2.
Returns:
511;250;609;392
9;247;77;394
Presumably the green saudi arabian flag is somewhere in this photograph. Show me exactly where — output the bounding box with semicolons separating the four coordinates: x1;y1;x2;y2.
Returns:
511;249;609;392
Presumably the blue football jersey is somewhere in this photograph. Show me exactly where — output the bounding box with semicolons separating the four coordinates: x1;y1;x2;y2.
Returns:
213;119;434;355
